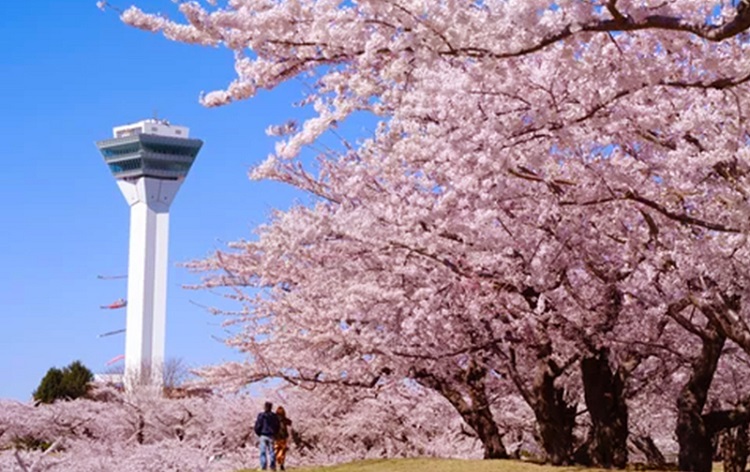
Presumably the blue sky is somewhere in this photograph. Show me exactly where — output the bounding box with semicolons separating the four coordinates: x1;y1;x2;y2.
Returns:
0;1;345;400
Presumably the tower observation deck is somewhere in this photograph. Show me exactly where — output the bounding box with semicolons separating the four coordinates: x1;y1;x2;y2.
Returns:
96;119;203;391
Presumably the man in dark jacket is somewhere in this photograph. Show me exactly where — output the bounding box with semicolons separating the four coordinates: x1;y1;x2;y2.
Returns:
255;401;281;470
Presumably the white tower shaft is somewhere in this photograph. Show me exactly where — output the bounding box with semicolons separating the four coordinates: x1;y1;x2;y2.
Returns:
118;177;184;391
97;119;202;393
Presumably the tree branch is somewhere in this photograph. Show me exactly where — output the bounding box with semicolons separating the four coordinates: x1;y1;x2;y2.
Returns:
625;191;741;233
446;6;750;60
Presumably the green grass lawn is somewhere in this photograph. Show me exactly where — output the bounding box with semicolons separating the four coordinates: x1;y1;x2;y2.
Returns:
239;458;726;472
239;458;623;472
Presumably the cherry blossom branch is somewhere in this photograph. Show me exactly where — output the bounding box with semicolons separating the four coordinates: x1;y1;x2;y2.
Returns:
13;438;63;472
694;295;750;356
612;338;690;365
392;336;509;361
241;368;392;391
703;395;750;433
662;70;750;90
624;190;741;233
561;192;741;234
448;4;750;61
666;300;708;341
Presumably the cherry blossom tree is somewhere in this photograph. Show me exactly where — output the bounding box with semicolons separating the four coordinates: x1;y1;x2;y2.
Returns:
110;1;750;470
0;390;262;471
0;383;495;471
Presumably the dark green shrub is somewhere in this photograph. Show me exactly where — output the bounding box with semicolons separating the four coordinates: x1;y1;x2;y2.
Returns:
33;360;94;404
11;435;53;451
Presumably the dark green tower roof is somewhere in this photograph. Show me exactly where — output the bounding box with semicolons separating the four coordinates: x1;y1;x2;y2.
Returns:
96;133;203;180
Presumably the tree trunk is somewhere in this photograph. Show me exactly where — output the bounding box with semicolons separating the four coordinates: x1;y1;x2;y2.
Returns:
533;365;577;465
468;409;510;459
676;327;725;472
412;364;509;459
509;286;577;465
721;423;749;472
631;435;667;469
580;348;629;468
676;402;714;472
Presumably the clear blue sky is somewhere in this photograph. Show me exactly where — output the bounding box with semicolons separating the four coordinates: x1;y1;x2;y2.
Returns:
0;1;339;400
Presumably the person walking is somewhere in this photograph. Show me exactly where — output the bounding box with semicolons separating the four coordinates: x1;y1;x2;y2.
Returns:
274;406;293;471
255;401;280;471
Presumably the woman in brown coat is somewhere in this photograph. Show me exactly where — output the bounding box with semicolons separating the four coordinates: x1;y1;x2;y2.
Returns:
274;406;293;470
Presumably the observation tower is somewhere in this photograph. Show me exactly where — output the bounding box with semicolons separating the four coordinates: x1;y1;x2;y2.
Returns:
96;119;203;391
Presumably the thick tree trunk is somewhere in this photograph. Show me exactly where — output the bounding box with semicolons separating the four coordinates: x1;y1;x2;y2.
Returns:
509;286;577;465
580;349;629;468
464;361;510;459
676;397;714;472
631;435;667;469
533;366;577;465
721;423;749;472
676;327;725;472
412;364;509;459
468;409;510;459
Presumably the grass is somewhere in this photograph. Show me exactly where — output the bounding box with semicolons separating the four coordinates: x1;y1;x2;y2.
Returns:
238;458;633;472
238;458;730;472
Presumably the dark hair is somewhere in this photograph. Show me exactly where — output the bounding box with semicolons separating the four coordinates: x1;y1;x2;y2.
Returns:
264;401;273;412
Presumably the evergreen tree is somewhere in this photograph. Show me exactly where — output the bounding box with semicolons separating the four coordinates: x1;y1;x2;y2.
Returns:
33;361;93;404
32;368;64;404
60;361;94;400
